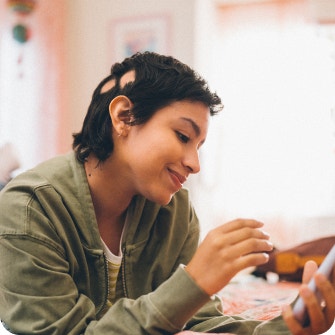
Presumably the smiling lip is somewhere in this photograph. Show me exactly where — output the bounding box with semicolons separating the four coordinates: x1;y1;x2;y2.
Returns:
168;169;187;187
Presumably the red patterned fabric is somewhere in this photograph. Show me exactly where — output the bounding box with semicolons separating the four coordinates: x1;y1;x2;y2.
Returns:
177;332;235;335
220;278;299;321
175;277;299;335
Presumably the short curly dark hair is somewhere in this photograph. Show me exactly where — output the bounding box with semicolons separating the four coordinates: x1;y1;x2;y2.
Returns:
73;52;223;163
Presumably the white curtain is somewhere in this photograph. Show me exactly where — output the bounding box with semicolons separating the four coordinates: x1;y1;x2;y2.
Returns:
0;0;66;172
191;0;335;247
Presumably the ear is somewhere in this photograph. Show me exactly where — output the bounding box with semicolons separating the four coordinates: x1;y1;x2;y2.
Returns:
109;95;133;137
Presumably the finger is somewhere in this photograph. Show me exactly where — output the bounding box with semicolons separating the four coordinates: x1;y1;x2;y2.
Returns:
230;236;274;259
299;284;326;333
282;305;304;335
210;229;271;256
315;273;335;326
212;222;270;249
227;236;273;271
302;260;318;284
203;223;271;257
205;232;273;269
234;251;270;270
216;219;264;234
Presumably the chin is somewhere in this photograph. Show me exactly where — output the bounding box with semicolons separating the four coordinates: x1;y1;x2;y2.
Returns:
155;197;173;206
148;192;175;206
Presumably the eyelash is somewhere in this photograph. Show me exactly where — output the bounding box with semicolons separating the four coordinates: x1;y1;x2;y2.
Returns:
176;131;190;143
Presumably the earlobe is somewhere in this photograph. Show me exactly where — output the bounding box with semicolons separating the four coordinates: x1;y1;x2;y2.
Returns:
109;95;133;136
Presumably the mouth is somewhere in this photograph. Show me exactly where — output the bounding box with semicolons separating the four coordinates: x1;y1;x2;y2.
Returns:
168;168;187;188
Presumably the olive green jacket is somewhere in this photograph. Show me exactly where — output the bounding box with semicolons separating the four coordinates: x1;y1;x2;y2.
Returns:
0;153;291;334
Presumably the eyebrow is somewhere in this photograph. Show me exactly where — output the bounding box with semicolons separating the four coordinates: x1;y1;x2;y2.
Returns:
180;117;201;137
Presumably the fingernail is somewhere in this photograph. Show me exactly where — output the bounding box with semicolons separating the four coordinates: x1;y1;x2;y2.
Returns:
263;253;270;259
262;230;270;237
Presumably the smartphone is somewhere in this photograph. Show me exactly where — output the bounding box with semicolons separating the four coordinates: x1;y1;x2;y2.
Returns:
292;244;335;327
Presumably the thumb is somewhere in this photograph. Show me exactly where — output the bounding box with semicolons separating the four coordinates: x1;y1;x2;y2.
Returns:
302;260;318;284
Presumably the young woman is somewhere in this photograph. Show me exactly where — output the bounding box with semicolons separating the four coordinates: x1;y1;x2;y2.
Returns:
0;52;334;335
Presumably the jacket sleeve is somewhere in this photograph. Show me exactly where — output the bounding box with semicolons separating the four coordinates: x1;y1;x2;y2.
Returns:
185;295;292;335
85;267;211;335
0;180;291;335
0;230;291;335
0;234;96;334
0;232;210;335
0;180;207;335
179;213;292;334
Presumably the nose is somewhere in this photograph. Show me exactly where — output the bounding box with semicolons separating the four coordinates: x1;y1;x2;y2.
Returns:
183;148;201;174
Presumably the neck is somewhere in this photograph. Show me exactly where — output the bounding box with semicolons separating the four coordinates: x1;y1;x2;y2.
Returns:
85;154;134;253
84;154;133;221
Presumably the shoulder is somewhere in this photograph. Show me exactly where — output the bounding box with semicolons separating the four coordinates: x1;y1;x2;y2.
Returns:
32;152;80;182
2;152;82;192
0;152;87;233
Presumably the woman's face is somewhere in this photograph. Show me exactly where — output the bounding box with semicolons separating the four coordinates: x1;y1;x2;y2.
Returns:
121;100;210;205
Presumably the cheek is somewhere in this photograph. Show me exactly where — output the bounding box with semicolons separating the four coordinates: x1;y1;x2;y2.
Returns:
125;127;183;175
128;142;175;180
128;129;173;160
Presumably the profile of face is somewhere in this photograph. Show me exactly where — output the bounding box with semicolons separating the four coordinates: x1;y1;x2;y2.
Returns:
113;100;210;205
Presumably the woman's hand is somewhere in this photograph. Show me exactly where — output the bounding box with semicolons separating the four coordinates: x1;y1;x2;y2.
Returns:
185;218;273;295
282;260;335;335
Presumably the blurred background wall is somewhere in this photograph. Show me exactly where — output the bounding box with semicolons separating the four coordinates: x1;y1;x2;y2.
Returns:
1;0;335;247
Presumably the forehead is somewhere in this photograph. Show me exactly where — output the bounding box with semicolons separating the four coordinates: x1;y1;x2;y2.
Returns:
155;100;210;134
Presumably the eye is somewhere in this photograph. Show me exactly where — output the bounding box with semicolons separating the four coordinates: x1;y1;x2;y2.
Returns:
176;131;190;143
